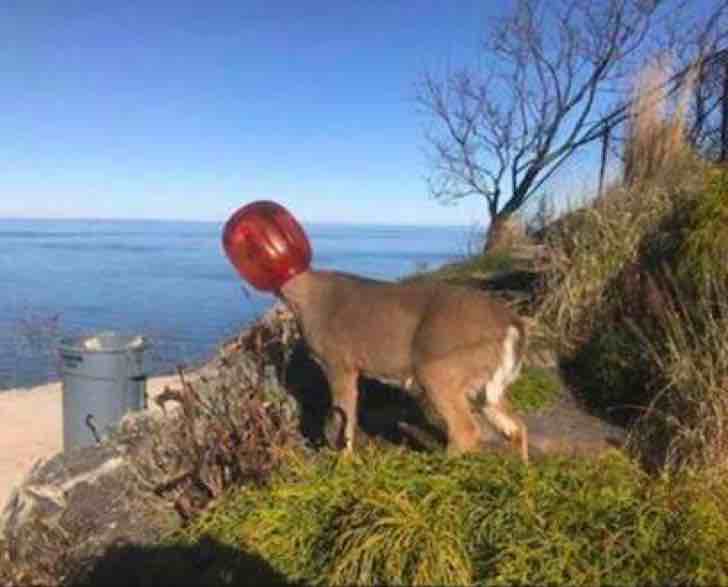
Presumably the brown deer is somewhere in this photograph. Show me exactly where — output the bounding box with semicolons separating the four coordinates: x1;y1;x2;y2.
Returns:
223;201;528;462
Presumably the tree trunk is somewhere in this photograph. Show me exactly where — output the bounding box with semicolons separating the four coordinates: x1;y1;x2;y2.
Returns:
721;57;728;162
483;213;524;253
598;125;610;199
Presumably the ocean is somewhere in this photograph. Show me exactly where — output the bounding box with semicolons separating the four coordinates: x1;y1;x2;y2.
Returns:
0;219;473;390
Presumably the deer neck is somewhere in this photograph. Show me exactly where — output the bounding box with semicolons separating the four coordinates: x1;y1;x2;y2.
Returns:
278;269;340;349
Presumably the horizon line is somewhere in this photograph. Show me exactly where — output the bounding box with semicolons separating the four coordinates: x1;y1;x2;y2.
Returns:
0;215;474;229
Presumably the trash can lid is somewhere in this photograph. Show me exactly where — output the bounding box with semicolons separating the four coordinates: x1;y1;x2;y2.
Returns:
59;332;148;354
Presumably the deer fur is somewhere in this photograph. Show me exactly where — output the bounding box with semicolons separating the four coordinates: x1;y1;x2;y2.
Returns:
279;269;528;462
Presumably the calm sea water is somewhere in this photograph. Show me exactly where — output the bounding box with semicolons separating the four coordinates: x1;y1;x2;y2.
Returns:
0;219;472;390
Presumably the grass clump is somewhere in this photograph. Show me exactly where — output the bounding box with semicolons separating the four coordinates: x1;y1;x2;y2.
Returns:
535;179;685;351
536;59;703;352
168;446;728;586
631;272;728;470
175;448;477;586
508;366;561;412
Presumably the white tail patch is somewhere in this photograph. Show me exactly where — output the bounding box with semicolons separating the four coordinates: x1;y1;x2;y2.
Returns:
485;325;522;405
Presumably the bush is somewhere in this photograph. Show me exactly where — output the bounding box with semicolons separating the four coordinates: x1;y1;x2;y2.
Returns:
565;326;655;424
531;66;728;469
128;306;305;520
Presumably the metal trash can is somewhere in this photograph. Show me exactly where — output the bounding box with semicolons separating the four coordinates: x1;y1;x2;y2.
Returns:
58;332;149;451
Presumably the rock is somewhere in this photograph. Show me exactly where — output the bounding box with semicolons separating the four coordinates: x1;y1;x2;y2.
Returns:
523;395;627;458
0;417;180;585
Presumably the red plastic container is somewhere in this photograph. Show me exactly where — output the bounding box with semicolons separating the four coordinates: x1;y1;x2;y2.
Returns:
222;200;312;292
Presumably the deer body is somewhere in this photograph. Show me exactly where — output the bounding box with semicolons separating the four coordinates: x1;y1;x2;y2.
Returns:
280;269;528;461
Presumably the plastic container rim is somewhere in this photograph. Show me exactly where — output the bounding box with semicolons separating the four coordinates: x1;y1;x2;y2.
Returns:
58;333;149;354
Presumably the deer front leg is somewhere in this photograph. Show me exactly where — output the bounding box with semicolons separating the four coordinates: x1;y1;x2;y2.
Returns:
326;367;360;453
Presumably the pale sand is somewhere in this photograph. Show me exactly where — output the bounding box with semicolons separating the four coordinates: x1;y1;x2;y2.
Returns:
0;375;181;510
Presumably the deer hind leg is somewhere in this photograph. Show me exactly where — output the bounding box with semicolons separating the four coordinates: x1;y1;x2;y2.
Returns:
415;366;482;455
479;346;528;463
482;399;528;463
326;367;360;452
431;388;483;455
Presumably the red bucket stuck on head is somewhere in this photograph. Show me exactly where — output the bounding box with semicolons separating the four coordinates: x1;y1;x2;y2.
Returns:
222;200;312;292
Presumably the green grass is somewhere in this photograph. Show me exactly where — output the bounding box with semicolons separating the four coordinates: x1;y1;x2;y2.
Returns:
509;366;562;412
168;447;728;586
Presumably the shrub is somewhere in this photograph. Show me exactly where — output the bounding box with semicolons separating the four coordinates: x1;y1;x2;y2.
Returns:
127;306;305;520
565;325;655;424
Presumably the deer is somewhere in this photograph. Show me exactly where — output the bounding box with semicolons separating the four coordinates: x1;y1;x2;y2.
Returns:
222;201;529;462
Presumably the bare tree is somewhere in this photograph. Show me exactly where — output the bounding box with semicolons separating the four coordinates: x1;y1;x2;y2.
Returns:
659;0;728;159
687;51;728;160
419;0;720;250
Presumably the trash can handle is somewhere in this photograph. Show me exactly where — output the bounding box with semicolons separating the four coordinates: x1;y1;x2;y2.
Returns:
85;414;102;444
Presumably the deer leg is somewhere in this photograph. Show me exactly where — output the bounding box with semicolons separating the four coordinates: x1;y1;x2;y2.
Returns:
326;368;359;453
417;379;481;455
472;346;528;463
482;398;528;464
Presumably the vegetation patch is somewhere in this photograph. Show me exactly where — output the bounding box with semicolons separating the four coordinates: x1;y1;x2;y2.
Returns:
565;326;655;423
509;366;562;412
537;157;728;470
679;167;728;286
404;249;520;285
531;60;728;470
629;271;728;470
128;307;305;521
166;446;728;587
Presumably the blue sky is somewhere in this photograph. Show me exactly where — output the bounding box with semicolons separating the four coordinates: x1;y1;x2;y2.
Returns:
1;1;599;226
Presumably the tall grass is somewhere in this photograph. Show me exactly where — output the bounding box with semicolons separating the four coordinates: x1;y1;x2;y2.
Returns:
535;180;678;351
623;59;696;187
537;58;704;350
630;270;728;469
679;167;728;286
